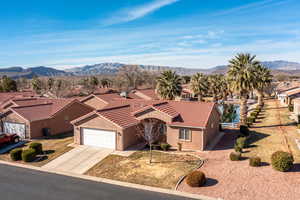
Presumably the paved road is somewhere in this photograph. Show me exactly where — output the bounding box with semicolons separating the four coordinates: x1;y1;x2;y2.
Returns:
0;164;198;200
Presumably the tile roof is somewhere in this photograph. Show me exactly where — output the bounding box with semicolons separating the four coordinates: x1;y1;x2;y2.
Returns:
6;98;76;122
133;89;160;100
74;98;218;129
285;88;300;96
0;91;37;104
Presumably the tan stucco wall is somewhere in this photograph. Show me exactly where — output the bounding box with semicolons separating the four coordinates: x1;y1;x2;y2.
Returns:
166;126;204;150
202;108;220;149
83;97;107;110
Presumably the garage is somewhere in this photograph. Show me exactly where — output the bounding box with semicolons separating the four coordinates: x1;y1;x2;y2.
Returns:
81;128;116;149
3;122;25;139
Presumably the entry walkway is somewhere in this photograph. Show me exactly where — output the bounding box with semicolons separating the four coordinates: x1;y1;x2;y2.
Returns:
42;146;113;174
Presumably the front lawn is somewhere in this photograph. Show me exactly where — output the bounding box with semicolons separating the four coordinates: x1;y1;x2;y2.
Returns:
86;150;201;189
0;133;74;167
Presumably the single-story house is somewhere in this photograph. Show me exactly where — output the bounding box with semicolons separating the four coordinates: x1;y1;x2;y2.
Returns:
0;91;38;111
0;98;94;139
71;99;220;151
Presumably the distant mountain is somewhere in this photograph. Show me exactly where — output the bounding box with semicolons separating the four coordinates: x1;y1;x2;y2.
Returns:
1;60;300;78
0;66;68;78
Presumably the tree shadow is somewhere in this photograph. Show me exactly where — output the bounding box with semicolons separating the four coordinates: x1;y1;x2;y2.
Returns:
254;122;297;128
202;178;218;187
246;131;270;146
34;155;48;162
260;162;270;167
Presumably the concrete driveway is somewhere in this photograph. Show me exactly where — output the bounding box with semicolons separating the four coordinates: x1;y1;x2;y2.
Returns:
42;146;113;174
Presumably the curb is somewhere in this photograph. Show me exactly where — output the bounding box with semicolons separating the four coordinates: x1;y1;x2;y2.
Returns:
174;159;205;191
0;160;219;200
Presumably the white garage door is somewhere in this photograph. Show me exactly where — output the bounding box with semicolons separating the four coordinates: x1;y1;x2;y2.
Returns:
81;128;116;149
4;122;25;139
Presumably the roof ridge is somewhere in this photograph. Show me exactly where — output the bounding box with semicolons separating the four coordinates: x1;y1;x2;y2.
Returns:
12;102;53;109
97;104;130;112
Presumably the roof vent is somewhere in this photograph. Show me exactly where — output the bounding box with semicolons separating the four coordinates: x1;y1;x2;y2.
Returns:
120;91;128;98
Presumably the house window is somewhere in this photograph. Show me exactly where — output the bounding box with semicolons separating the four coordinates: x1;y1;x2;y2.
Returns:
159;124;167;135
179;128;191;141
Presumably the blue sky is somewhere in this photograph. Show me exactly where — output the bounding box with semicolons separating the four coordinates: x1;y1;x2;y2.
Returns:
1;0;300;69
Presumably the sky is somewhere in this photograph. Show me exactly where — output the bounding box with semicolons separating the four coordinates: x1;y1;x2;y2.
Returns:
1;0;300;69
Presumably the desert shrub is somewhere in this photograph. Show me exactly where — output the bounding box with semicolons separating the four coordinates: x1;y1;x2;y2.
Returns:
288;104;294;112
160;143;171;151
297;124;300;129
249;116;256;123
186;171;206;187
240;125;249;137
271;151;294;172
250;112;257;117
29;142;43;154
249;156;261;167
21;148;37;162
229;152;241;161
234;144;242;153
10;148;23;161
236;137;247;148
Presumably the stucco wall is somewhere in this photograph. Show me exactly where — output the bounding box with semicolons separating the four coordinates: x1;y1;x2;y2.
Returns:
166;126;204;150
202;107;220;149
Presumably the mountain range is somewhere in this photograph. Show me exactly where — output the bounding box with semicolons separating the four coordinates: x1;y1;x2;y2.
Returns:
1;60;300;78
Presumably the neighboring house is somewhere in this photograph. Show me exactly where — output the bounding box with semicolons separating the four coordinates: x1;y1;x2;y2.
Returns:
293;98;300;121
0;91;38;111
280;88;300;105
71;99;220;151
0;98;94;139
80;93;124;110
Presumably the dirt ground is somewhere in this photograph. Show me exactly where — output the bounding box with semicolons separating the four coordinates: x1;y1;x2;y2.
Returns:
86;150;200;189
179;99;300;200
0;133;73;167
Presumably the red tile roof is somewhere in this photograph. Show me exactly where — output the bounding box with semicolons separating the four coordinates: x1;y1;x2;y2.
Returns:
133;89;160;100
6;98;77;122
73;98;218;129
0;91;37;104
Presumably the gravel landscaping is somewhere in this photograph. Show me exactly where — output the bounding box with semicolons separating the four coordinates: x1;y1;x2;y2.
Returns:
179;99;300;200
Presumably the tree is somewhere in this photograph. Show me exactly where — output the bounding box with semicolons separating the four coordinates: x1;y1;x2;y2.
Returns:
181;75;191;84
0;76;17;92
31;77;43;94
100;78;111;88
227;53;259;125
156;70;182;100
47;78;55;91
89;76;99;88
254;65;273;106
117;65;143;90
136;119;162;163
207;74;222;102
190;73;208;101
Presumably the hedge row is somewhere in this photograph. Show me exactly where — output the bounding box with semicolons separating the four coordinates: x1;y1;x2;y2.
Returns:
10;142;43;163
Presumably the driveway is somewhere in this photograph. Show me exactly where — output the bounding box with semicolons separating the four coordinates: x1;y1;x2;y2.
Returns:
42;146;113;174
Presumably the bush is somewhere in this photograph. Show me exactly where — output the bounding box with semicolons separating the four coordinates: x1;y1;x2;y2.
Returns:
29;142;43;154
249;156;261;167
10;148;23;161
186;171;206;187
240;125;249;137
297;124;300;129
229;152;241;161
271;151;294;172
236;137;247;148
160;143;171;151
21;148;37;162
250;112;257;117
234;144;242;153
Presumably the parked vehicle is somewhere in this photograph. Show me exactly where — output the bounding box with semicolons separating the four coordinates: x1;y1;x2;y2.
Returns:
0;134;20;146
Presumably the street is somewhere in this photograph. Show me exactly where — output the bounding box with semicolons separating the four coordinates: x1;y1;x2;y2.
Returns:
0;163;198;200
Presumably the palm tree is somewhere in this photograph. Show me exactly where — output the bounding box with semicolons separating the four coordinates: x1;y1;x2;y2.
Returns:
254;64;273;106
156;70;182;100
227;53;259;125
208;74;222;102
190;73;208;101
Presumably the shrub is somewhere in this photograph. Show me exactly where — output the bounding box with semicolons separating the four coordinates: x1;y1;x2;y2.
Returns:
229;152;241;161
236;137;247;148
271;151;294;172
21;148;37;162
234;144;242;153
10;148;23;161
29;142;43;154
250;112;257;117
297;124;300;129
160;143;171;151
249;156;261;167
240;125;249;137
186;171;206;187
